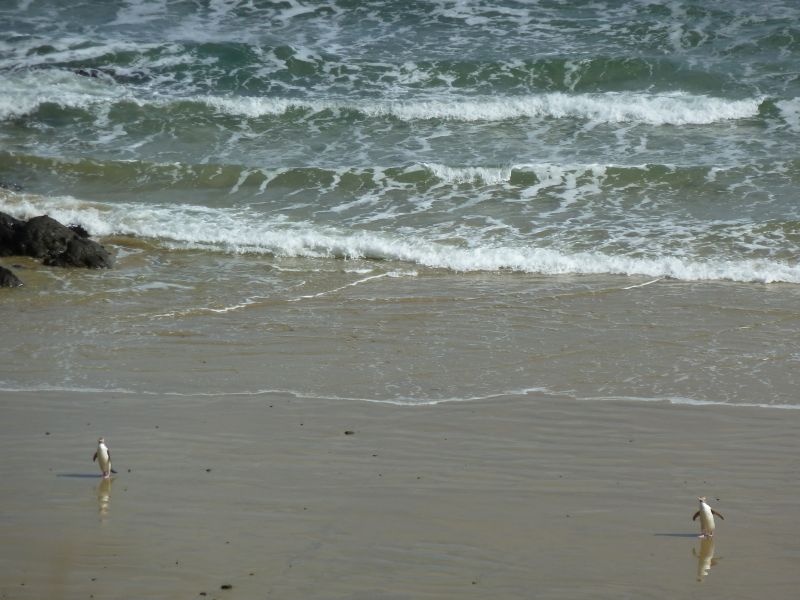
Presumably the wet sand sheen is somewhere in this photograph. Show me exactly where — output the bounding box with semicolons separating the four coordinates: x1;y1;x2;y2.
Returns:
1;391;798;599
4;259;800;408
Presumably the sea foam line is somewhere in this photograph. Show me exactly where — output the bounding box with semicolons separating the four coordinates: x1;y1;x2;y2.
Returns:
150;296;264;319
289;272;391;302
0;70;764;126
583;394;800;411
2;385;798;410
3;194;800;284
205;91;764;125
622;277;664;290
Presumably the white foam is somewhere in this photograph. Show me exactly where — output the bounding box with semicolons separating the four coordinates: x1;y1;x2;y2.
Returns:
110;0;167;26
777;98;800;131
3;384;798;410
0;69;764;127
204;96;303;118
586;394;800;411
0;70;134;120
272;0;322;22
400;92;761;125
4;193;799;284
201;91;762;125
0;36;156;72
289;272;391;302
423;163;513;185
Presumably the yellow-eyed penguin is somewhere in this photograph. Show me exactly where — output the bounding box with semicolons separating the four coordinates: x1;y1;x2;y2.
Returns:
692;496;724;538
93;437;117;478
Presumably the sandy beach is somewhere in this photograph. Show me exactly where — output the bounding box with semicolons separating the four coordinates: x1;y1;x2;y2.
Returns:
1;389;798;599
4;1;800;598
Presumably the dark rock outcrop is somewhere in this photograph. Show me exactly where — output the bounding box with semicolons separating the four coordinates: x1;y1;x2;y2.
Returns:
0;212;113;269
0;212;23;257
69;223;90;238
44;235;113;268
0;265;23;287
15;215;75;259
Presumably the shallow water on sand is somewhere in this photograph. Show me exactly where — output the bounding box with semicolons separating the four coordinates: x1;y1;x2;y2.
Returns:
3;245;799;409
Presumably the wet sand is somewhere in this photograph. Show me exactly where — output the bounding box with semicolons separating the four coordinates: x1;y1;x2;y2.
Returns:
1;390;798;599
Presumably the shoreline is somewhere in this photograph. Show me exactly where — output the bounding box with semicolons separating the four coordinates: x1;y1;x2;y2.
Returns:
2;390;799;599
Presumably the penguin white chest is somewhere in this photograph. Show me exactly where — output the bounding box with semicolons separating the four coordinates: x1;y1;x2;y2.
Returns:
699;504;715;533
95;442;112;477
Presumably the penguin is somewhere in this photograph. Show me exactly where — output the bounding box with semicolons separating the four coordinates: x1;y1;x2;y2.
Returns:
93;437;117;478
692;496;724;538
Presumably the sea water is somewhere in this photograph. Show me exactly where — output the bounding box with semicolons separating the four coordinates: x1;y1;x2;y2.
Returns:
1;0;798;406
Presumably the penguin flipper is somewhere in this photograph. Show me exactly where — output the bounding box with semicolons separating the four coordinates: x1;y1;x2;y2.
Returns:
93;451;97;462
692;510;700;521
110;469;118;474
711;509;724;520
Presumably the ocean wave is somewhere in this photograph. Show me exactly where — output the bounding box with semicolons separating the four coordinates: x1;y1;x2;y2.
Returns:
3;192;799;284
0;23;762;96
0;69;765;126
4;2;797;99
4;152;799;195
0;69;131;121
205;91;764;125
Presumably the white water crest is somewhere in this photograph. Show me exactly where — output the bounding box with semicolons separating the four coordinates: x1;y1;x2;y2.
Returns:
0;69;133;120
0;70;762;126
422;163;515;185
204;91;764;125
4;194;799;284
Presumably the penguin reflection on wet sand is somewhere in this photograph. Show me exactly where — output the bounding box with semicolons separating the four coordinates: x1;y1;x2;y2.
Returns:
93;437;117;479
692;496;724;538
693;536;718;582
97;477;113;520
